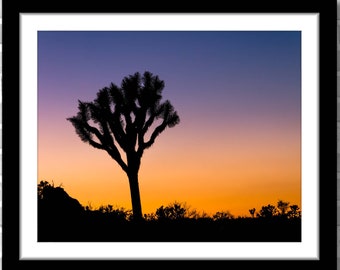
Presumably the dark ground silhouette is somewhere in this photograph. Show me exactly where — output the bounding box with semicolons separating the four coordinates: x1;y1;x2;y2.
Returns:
38;181;301;242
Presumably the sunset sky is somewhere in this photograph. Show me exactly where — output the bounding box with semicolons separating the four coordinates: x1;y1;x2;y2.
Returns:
37;30;301;217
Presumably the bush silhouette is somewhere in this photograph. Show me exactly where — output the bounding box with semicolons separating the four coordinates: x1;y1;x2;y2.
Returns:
38;181;301;242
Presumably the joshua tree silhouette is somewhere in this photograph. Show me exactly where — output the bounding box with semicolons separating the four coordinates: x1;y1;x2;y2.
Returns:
67;71;180;221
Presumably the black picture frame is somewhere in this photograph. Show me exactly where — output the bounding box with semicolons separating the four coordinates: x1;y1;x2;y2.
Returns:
2;1;337;268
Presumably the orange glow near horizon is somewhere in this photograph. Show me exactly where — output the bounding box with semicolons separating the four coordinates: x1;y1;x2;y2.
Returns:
38;113;301;217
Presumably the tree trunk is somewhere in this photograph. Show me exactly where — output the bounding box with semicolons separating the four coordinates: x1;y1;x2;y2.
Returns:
127;170;143;221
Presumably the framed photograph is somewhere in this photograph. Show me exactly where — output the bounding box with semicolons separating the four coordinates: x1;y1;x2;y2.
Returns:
3;1;336;268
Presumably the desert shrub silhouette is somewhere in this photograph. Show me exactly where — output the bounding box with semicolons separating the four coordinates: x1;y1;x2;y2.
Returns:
38;181;301;242
38;181;85;241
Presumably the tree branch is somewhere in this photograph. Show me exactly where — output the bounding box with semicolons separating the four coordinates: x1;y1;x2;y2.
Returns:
85;122;128;173
142;119;168;150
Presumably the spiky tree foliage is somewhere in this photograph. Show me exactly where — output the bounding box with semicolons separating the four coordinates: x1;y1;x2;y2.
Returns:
67;71;180;220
